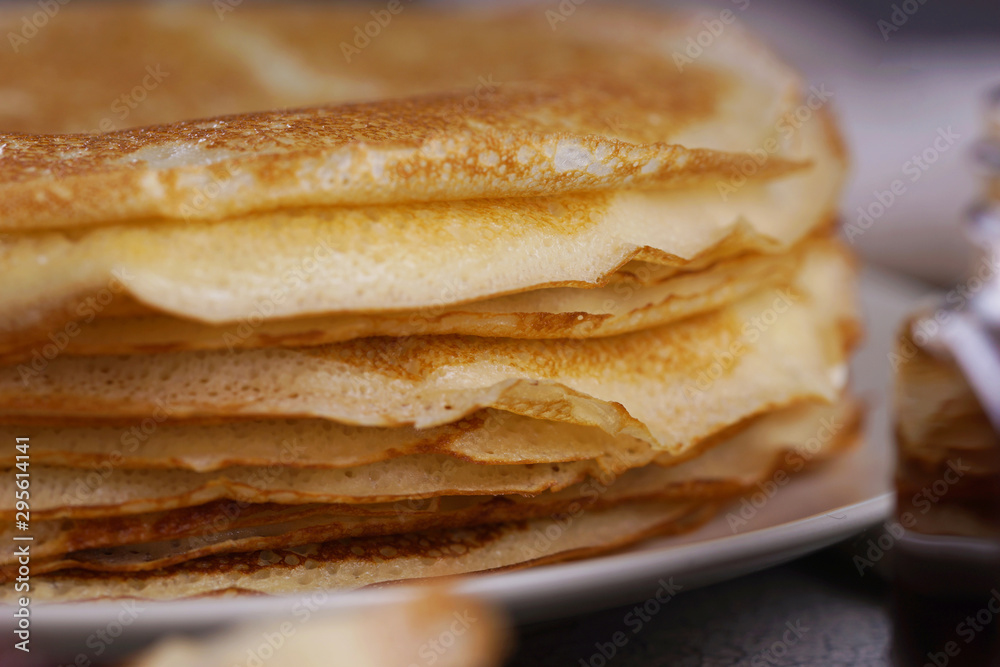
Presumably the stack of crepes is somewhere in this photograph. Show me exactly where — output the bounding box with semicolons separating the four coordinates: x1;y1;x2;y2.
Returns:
894;323;1000;539
0;5;861;601
893;94;1000;542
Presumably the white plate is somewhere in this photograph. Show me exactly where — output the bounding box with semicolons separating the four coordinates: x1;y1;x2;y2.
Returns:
13;266;931;660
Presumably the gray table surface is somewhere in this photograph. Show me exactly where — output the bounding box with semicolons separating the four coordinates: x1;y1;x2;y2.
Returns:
506;546;891;667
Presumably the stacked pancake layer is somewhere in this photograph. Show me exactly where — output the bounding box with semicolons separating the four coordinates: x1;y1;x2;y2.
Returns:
894;321;1000;538
0;6;860;601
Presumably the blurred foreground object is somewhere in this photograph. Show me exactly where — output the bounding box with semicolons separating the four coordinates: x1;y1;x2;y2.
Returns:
128;591;507;667
891;84;1000;666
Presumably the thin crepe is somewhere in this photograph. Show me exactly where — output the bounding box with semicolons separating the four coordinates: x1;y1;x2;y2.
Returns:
12;455;640;520
2;242;858;459
1;409;655;472
2;110;839;339
0;242;802;364
894;320;999;466
1;380;850;476
0;501;442;567
8;501;716;602
894;322;999;513
0;398;859;576
0;6;814;229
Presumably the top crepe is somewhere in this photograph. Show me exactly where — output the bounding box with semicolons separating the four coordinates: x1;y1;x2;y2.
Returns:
1;112;840;337
0;5;821;230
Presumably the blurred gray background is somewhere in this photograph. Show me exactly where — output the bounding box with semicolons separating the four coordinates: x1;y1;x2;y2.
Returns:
664;0;1000;287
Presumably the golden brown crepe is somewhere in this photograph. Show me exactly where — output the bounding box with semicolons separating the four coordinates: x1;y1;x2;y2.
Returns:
2;243;858;461
0;397;858;578
0;397;855;523
2;111;838;349
894;320;1000;539
10;501;716;602
0;6;816;230
0;241;805;365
